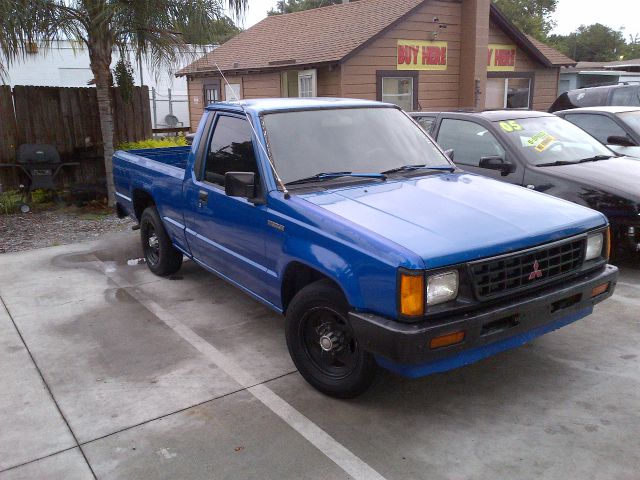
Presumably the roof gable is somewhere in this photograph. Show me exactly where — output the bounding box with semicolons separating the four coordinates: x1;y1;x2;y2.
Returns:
177;0;424;76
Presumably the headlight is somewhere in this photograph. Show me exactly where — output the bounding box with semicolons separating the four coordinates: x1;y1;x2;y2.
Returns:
585;232;604;261
427;270;459;306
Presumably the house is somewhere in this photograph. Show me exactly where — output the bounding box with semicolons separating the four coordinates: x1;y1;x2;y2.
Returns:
177;0;575;130
558;58;640;94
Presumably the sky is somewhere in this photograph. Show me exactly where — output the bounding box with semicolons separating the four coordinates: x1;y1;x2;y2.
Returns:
231;0;640;37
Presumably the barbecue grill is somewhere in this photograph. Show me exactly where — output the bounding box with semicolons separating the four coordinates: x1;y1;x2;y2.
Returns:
0;144;78;212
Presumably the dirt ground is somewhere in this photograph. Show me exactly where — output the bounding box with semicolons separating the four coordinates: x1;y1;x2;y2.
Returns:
0;207;132;254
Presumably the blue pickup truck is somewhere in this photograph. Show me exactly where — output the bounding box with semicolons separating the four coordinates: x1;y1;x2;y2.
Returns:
114;98;618;398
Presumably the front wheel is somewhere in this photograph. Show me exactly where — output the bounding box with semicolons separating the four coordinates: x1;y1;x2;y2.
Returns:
285;280;378;398
140;206;183;276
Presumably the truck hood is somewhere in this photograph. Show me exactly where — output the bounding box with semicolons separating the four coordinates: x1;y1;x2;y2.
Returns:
300;172;606;269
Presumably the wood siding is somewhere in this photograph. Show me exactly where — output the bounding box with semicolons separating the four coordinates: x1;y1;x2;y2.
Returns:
341;0;463;110
488;21;560;111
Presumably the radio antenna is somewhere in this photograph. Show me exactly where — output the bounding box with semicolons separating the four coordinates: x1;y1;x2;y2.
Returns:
214;63;290;199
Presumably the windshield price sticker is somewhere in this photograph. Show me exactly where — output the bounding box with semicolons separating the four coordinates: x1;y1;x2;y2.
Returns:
499;120;523;132
527;131;556;152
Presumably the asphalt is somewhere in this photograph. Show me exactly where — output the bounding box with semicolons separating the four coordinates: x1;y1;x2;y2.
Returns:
0;230;639;480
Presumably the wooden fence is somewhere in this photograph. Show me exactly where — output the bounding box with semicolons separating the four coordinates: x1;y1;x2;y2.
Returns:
0;85;152;191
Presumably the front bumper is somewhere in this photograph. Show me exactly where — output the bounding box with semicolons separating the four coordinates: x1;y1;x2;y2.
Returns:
349;264;618;377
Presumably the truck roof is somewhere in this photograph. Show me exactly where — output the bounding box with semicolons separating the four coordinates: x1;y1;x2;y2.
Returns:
205;97;393;115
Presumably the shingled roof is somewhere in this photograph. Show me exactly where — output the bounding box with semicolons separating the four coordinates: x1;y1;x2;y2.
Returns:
177;0;574;77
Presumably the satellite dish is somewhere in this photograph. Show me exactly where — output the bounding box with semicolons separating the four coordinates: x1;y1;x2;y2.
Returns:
164;114;179;127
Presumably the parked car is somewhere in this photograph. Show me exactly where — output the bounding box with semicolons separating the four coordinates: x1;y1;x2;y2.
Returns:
548;84;640;113
114;99;617;398
410;110;640;256
555;106;640;158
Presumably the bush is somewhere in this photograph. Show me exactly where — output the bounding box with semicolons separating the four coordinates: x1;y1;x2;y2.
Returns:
0;190;23;214
118;134;188;151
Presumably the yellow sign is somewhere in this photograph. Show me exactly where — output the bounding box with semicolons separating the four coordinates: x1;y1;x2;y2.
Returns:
397;40;448;71
488;44;516;72
499;120;523;132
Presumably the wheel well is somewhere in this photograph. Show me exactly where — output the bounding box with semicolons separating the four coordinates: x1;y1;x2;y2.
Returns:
132;189;155;220
281;262;343;313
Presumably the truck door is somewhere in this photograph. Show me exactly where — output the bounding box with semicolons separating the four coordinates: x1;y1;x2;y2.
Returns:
183;112;270;299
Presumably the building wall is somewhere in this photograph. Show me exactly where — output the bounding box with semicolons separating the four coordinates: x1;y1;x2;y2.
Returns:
341;0;463;110
488;21;560;111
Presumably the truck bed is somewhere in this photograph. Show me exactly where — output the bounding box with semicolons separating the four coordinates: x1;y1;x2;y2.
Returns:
123;146;191;170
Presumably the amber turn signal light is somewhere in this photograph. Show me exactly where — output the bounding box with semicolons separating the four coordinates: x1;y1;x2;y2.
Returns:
399;273;425;316
591;283;609;298
430;331;465;349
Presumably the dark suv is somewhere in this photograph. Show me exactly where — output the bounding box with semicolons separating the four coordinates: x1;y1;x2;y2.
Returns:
549;84;640;113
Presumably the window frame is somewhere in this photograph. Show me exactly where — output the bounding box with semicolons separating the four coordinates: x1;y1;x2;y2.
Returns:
487;71;535;110
376;70;419;111
297;69;317;97
199;112;262;194
203;80;221;105
224;83;242;101
562;112;629;144
435;117;507;167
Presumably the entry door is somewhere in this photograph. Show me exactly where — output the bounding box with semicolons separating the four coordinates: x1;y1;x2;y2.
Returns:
183;113;269;297
435;118;524;185
203;80;221;105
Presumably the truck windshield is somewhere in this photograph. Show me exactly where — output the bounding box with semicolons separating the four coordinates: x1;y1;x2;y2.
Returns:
262;107;450;185
496;116;614;166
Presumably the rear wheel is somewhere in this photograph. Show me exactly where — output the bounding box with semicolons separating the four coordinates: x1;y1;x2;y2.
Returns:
140;206;182;276
285;280;378;398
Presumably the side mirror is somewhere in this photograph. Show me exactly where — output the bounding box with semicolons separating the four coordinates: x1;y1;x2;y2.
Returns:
225;171;255;198
479;156;515;176
444;149;454;160
607;135;637;147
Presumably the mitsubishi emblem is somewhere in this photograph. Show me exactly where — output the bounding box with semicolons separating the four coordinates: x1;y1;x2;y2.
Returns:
528;260;543;280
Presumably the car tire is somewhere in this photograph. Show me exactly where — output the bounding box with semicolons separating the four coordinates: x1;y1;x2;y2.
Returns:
285;280;378;398
140;206;183;276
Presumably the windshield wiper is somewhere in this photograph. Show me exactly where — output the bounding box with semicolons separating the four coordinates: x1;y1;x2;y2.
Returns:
537;155;614;167
577;154;614;163
381;164;455;174
285;171;387;186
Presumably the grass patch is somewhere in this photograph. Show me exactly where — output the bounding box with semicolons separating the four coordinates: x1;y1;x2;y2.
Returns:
118;134;188;150
0;191;23;214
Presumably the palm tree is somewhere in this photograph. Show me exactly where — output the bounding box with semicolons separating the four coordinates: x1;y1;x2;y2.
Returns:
1;0;246;205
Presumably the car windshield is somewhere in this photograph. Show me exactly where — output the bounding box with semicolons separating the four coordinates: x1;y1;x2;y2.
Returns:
495;116;613;166
262;107;450;185
619;110;640;134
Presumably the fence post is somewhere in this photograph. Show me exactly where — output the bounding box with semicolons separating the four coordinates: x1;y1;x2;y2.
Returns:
168;88;173;116
151;87;157;128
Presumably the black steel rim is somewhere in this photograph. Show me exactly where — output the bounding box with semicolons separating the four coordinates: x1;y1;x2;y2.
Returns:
145;223;160;265
300;307;359;379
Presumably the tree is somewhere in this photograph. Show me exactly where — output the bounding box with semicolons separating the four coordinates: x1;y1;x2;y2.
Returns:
0;0;246;205
492;0;558;41
548;24;627;62
267;0;342;16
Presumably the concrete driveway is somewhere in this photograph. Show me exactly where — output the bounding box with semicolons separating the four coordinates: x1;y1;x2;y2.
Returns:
1;230;639;480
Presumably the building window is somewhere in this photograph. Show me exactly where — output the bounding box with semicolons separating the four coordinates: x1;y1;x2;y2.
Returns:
376;71;418;111
224;83;241;101
486;73;533;109
297;69;317;97
203;81;220;105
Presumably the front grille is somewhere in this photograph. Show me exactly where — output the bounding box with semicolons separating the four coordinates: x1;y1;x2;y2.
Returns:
469;237;586;300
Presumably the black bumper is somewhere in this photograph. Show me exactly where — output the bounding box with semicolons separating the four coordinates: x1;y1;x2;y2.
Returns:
349;264;618;366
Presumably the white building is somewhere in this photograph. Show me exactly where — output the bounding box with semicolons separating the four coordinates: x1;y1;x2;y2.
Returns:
3;40;216;129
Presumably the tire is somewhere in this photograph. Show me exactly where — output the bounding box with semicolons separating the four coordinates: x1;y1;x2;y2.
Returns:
140;206;183;276
285;280;378;398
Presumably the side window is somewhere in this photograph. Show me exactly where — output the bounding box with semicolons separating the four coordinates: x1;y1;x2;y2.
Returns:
436;119;505;166
564;114;627;144
414;116;435;133
611;86;640;106
204;115;257;187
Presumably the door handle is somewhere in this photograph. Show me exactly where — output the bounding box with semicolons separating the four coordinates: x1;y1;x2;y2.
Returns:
198;189;208;207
